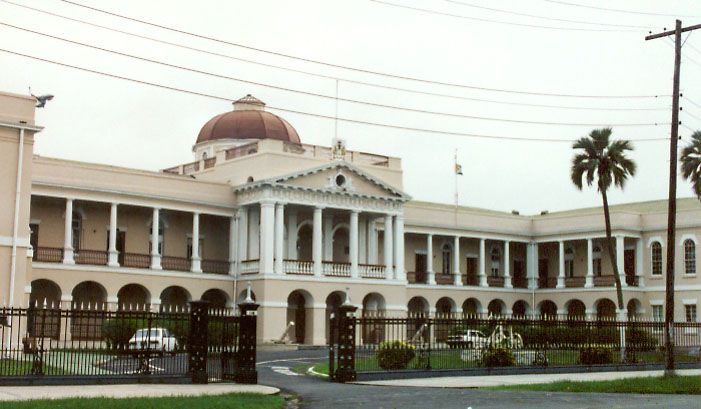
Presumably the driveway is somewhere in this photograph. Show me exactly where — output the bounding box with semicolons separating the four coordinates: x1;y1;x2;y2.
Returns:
256;349;700;409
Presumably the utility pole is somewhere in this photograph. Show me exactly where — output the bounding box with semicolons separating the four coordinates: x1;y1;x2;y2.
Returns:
645;20;701;376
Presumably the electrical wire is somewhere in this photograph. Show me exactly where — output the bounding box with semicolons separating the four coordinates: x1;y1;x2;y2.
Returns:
0;21;668;128
542;0;701;19
0;47;671;144
56;0;670;98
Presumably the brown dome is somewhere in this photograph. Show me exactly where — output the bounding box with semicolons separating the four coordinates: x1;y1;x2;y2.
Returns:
196;95;300;144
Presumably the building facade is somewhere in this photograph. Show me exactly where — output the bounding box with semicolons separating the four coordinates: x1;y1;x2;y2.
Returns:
1;91;700;345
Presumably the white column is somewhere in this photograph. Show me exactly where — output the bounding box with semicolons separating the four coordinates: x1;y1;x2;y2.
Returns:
191;212;202;273
527;242;538;289
453;236;461;286
504;240;512;288
313;206;323;276
350;210;359;278
107;202;119;267
237;208;248;268
150;208;161;269
63;198;75;264
228;215;237;275
478;238;487;287
323;214;333;261
287;209;298;260
368;219;378;264
585;238;594;288
259;202;275;274
383;215;394;279
616;235;627;287
636;238;644;287
557;240;565;288
248;208;260;260
359;216;367;264
274;203;285;274
394;215;405;281
426;233;435;285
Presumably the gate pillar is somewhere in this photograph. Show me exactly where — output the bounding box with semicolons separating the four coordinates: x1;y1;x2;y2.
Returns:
334;304;357;382
235;301;260;384
188;301;209;384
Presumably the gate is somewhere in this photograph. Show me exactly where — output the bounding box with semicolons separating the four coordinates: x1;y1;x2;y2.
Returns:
328;303;357;382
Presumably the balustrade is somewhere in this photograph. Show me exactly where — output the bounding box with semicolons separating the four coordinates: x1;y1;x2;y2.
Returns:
359;263;385;279
201;259;229;275
323;261;351;277
161;256;191;272
283;259;314;275
74;249;108;266
240;259;260;275
121;253;151;269
33;247;64;263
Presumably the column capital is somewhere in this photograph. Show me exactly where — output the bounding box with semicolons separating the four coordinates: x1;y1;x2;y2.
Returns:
314;205;325;211
259;200;276;207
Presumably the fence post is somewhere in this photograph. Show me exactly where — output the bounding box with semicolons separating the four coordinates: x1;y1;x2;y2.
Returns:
235;301;259;384
188;300;209;384
334;304;357;383
328;313;336;381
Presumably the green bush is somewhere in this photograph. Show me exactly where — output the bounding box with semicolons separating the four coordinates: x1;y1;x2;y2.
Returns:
376;341;416;370
481;347;516;367
579;346;613;365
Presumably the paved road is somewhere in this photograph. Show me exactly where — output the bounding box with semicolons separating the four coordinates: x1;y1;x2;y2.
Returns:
256;349;701;409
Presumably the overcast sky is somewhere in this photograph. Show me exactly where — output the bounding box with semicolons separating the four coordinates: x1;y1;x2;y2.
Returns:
2;0;700;214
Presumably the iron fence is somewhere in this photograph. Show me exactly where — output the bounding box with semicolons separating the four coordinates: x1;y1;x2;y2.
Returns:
329;311;701;381
0;301;258;385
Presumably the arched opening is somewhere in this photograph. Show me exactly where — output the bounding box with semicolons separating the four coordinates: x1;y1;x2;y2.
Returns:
684;239;696;275
538;300;558;318
297;223;313;261
71;281;107;340
201;289;229;309
30;279;61;307
626;298;643;319
408;296;429;316
287;290;313;344
325;291;344;344
362;293;387;344
29;279;62;339
117;284;150;311
595;298;617;319
512;300;530;317
407;296;429;343
462;298;482;316
435;297;456;341
566;299;586;319
332;225;349;262
159;286;191;311
487;299;506;316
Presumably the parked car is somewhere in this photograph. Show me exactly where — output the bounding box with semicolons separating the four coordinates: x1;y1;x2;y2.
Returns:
446;329;488;349
128;328;177;355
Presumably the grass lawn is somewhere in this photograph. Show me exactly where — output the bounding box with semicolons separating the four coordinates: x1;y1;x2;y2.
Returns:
486;375;701;395
0;359;67;376
0;393;285;409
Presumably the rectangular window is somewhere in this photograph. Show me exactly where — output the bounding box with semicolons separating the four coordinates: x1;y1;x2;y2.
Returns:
684;240;696;275
685;305;697;323
593;258;602;276
651;243;663;275
652;305;663;322
565;260;574;278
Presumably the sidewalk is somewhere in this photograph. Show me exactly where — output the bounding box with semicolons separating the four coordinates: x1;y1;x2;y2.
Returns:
355;368;701;388
0;383;280;401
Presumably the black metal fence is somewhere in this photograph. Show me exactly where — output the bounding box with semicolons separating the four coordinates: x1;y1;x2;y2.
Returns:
329;309;701;382
0;301;258;384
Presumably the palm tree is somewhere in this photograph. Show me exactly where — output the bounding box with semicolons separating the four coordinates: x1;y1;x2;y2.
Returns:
570;128;637;314
681;130;701;200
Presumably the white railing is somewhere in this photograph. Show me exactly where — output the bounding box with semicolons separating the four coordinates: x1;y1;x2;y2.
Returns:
283;259;314;275
323;261;351;277
359;263;386;279
240;259;259;275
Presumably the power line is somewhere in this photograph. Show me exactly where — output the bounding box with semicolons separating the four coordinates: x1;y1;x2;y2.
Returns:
0;0;670;113
436;0;652;29
1;21;668;128
370;0;641;33
0;47;671;144
683;96;701;110
56;0;669;99
543;0;701;19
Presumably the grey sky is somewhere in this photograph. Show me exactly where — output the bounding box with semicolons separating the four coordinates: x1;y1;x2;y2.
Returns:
1;0;700;214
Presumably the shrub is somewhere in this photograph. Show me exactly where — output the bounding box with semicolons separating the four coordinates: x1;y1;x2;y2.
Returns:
376;341;416;370
579;346;613;365
481;347;516;367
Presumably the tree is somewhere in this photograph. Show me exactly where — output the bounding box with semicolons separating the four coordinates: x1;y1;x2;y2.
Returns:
570;128;637;315
680;130;701;200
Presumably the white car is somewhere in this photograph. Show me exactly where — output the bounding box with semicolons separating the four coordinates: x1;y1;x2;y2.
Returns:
128;328;177;355
446;329;488;349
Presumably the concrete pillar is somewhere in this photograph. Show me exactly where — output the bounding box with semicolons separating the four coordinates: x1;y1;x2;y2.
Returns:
479;238;487;287
368;219;377;264
259;202;275;275
426;234;435;285
228;215;237;275
150;207;161;269
248;208;260;260
504;240;512;288
60;294;73;342
453;236;461;286
107;203;119;267
616;235;627;287
287;209;297;260
313;206;323;276
190;212;202;273
274;203;285;274
350;210;359;278
557;240;565;288
585;238;594;288
527;242;538;290
636;238;644;287
359;216;367;264
63;198;75;264
383;215;394;279
394;215;405;281
323;214;333;261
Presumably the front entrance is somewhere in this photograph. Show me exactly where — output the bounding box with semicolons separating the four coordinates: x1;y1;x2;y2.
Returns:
465;257;477;285
538;258;549;287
